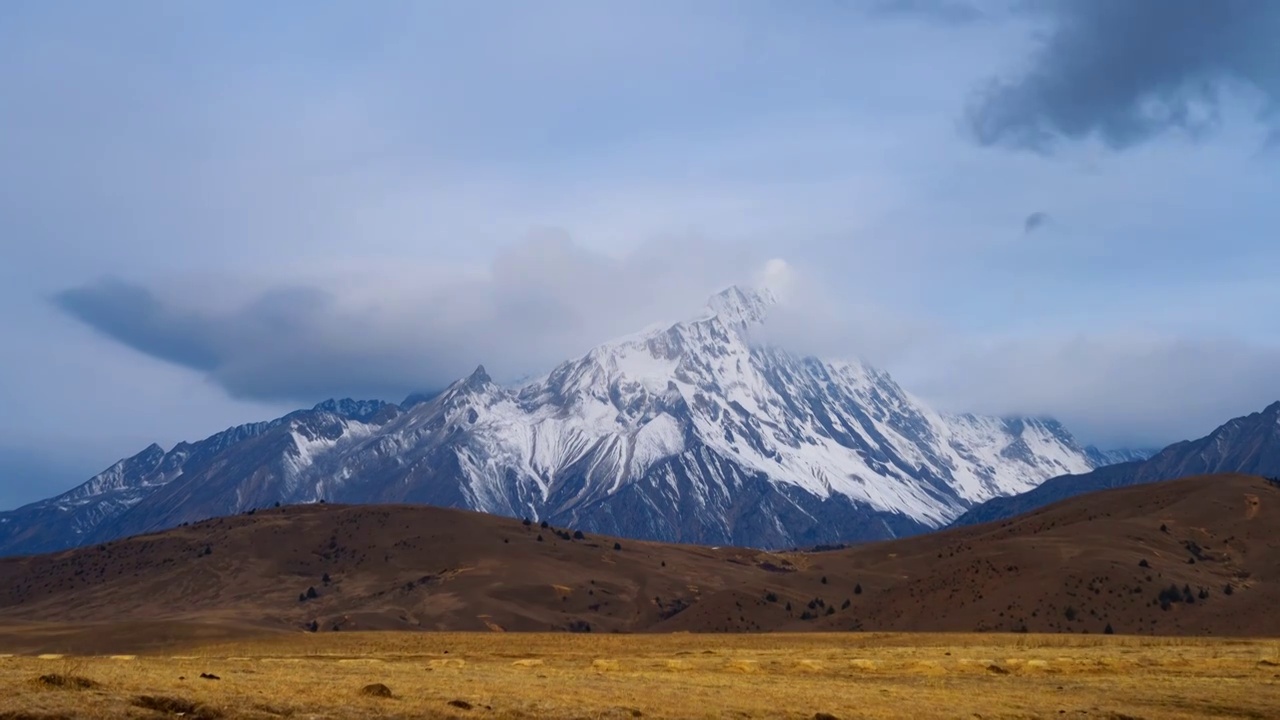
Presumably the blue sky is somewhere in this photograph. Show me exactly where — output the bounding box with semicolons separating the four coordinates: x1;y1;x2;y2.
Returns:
3;0;1280;508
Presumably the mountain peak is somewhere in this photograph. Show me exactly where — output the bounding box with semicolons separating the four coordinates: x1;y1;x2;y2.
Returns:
448;364;495;394
705;285;776;327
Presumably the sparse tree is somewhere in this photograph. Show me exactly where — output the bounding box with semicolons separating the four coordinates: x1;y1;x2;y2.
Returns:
854;583;862;595
573;530;585;540
1104;623;1114;635
613;542;622;551
306;586;318;599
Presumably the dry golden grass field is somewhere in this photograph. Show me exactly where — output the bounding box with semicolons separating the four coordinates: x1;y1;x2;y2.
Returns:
2;632;1279;720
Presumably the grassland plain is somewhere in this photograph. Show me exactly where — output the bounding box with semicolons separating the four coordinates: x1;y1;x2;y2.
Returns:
2;632;1279;719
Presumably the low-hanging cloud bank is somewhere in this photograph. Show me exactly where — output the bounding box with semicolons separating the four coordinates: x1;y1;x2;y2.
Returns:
53;233;763;403
967;0;1280;151
54;236;1280;448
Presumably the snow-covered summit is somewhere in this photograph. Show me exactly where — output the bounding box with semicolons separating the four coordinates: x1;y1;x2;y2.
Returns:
1;284;1100;554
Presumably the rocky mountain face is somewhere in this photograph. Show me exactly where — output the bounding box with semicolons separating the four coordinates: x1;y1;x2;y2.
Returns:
952;401;1280;527
0;287;1104;556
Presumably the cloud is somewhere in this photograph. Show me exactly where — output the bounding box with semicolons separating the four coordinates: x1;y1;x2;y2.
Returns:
912;333;1280;447
1022;210;1050;234
967;0;1280;152
52;233;763;403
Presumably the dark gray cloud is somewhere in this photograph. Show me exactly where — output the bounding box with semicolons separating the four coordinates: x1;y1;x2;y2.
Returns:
866;0;988;24
51;235;760;404
1022;210;1049;234
968;0;1280;151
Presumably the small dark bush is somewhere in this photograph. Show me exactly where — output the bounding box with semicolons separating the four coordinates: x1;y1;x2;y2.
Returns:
536;534;544;542
853;583;862;595
306;586;318;599
1160;523;1168;533
298;593;307;603
1224;584;1235;596
820;576;828;585
522;518;531;526
613;542;622;551
36;674;99;690
540;520;549;529
825;606;835;616
132;696;222;720
765;592;778;603
359;683;393;698
322;573;331;584
1104;623;1114;635
573;530;585;540
1138;559;1150;568
1064;606;1078;622
448;699;474;710
800;610;815;620
841;599;851;610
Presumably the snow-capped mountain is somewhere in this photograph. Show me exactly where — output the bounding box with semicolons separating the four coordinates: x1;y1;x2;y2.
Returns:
0;286;1102;555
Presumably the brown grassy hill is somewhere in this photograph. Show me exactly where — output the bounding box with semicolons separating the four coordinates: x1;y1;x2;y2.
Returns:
1;473;1276;649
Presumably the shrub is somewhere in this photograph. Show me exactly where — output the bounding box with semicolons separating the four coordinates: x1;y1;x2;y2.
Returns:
1138;559;1150;568
825;606;835;616
820;576;828;585
613;542;622;551
800;610;815;621
854;583;862;595
322;573;331;584
573;530;585;540
536;534;544;542
359;683;393;698
841;599;851;610
1104;623;1114;635
1064;606;1078;622
298;593;307;603
540;520;549;529
1224;584;1235;596
306;586;318;599
522;518;531;526
765;592;779;603
1160;523;1168;533
785;601;792;612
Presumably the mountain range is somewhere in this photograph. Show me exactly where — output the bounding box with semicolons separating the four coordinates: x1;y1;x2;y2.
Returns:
0;286;1123;556
953;400;1280;527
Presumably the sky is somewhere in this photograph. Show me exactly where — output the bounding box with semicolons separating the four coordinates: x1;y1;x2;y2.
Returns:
3;0;1280;508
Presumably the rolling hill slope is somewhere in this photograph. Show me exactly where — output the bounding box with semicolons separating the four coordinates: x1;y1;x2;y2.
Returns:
1;474;1276;645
